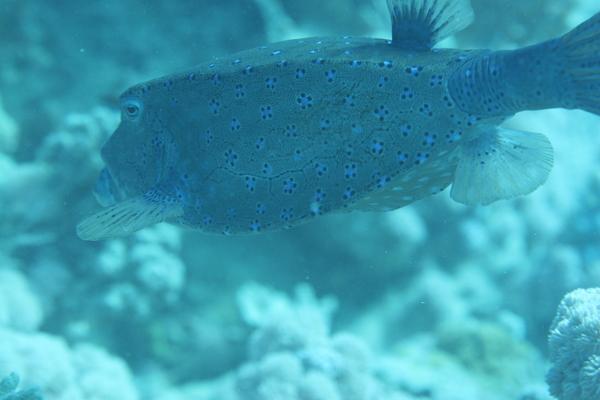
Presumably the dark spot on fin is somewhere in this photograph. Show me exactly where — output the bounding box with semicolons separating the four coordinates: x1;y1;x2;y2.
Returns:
387;0;474;50
451;126;554;206
77;194;184;241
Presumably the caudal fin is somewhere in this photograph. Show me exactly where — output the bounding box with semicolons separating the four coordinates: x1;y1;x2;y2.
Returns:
561;12;600;115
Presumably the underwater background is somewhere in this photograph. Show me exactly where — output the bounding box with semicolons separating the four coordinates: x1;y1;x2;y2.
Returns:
1;0;600;399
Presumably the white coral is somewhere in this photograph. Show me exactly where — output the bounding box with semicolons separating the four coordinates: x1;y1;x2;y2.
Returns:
547;288;600;400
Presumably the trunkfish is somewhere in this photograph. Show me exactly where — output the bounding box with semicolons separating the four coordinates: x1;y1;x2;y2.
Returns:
78;0;600;240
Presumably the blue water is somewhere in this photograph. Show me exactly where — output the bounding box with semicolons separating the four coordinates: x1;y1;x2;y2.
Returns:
0;1;599;399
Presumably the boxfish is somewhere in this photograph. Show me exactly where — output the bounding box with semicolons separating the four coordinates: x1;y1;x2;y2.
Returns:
78;0;600;240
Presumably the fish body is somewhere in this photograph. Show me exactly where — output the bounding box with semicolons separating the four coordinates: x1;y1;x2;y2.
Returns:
78;0;600;240
111;39;478;234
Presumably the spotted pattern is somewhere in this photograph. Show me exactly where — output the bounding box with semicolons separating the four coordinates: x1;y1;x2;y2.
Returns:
116;36;474;234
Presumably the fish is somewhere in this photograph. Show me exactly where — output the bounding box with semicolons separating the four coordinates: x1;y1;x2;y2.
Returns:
77;0;600;240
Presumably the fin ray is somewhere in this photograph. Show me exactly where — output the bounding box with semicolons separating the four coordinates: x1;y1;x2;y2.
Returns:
451;126;554;206
387;0;474;50
561;12;600;115
77;195;183;241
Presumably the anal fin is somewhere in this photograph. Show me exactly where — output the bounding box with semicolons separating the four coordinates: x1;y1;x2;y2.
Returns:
387;0;474;50
77;195;183;241
347;155;456;212
451;126;554;206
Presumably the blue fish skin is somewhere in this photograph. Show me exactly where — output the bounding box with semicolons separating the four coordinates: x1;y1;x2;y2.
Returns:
105;38;479;234
77;0;600;240
450;13;600;118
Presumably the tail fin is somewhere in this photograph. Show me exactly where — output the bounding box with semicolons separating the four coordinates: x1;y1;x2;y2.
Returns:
561;12;600;115
448;12;600;119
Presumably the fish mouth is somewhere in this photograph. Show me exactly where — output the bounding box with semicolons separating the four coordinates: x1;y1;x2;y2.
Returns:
93;167;125;207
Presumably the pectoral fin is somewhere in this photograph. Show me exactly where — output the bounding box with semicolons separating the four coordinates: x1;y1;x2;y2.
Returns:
451;126;554;206
77;195;183;241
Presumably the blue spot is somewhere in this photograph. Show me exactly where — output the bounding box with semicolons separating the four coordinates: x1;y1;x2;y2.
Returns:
446;130;463;143
350;60;362;67
378;76;389;88
320;119;331;130
374;105;389;121
467;115;479;126
379;60;393;69
371;140;384;155
430;74;444;86
397;152;409;164
226;208;237;219
283;178;297;194
296;68;306;79
203;216;213;226
422;133;437;147
312;58;325;65
415;153;430;165
235;84;246;98
344;163;358;179
209;99;220;115
255;137;266;150
405;66;423;77
351;123;363;135
314;189;326;203
419;104;433;117
262;162;273;176
202;129;213;145
344;144;354;156
314;162;328;177
325;69;337;82
400;123;412;137
211;74;222;85
256;203;267;215
343;187;355;200
280;208;294;221
250;220;261;232
224;149;238;167
293;148;303;161
401;87;414;100
260;105;273;120
344;95;356;107
285;124;298;137
265;77;278;90
296;93;313;109
245;176;257;192
377;175;391;188
230;118;241;131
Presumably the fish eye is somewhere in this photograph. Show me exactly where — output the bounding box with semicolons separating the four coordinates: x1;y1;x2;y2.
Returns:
122;98;143;120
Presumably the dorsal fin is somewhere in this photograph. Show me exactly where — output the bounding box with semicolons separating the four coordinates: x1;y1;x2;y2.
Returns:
387;0;474;50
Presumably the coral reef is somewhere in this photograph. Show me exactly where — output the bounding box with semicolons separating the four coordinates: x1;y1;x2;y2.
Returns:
0;373;42;400
0;0;599;399
547;288;600;400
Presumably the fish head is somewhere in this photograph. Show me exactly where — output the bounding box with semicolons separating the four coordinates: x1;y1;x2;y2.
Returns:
100;84;176;198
